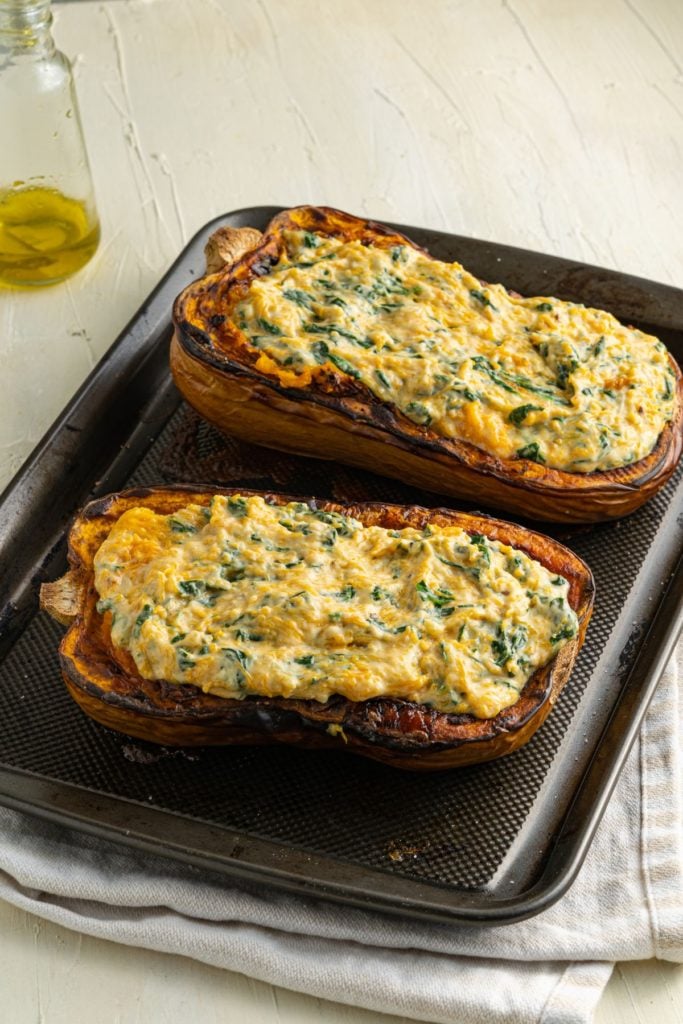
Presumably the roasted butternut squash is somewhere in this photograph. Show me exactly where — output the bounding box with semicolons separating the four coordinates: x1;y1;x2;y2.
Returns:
40;486;594;770
171;206;683;523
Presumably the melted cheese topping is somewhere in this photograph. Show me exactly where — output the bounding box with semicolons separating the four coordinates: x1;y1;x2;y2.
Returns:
231;230;675;472
93;495;578;720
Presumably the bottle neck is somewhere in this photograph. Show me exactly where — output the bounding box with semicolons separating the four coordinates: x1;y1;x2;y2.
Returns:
0;0;54;57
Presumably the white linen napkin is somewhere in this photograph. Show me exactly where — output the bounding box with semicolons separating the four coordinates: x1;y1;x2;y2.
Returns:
1;643;681;1024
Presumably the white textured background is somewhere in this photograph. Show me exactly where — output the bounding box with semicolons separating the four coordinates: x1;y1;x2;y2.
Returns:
1;0;682;1020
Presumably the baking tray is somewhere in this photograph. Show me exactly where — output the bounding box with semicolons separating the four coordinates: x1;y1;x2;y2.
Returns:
1;207;682;926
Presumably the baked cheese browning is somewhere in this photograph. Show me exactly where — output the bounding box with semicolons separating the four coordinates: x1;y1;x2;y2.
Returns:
230;230;675;473
93;495;578;720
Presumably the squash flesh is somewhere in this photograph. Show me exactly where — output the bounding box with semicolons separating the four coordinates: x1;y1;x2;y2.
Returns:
230;229;674;473
172;207;683;523
92;493;578;718
41;486;594;770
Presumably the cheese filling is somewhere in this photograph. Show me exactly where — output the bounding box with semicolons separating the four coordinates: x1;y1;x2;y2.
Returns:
93;494;578;719
230;230;675;473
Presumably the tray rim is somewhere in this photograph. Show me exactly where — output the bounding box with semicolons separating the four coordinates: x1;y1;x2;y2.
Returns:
1;206;682;926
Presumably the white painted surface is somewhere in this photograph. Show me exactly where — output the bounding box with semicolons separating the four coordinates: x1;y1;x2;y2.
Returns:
1;0;682;1019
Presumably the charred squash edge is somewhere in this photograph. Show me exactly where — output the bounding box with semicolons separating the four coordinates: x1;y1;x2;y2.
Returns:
171;205;683;524
40;485;594;771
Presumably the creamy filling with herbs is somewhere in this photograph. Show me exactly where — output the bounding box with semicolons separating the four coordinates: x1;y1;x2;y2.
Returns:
93;494;578;719
230;230;675;472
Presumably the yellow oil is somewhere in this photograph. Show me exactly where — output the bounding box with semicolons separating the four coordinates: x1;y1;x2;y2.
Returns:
0;185;100;287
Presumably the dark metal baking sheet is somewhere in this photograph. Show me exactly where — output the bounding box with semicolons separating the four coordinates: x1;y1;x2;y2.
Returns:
0;207;682;925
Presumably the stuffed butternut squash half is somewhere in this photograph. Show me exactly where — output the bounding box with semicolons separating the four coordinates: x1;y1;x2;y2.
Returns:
172;206;683;523
40;486;594;770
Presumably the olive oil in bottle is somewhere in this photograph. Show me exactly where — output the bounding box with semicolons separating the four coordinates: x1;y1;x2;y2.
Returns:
0;0;100;287
0;184;100;286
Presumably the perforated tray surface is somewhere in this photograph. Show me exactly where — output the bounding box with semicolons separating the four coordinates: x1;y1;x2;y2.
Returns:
0;208;682;924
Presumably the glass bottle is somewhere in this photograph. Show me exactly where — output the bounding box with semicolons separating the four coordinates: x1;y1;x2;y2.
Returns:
0;0;100;287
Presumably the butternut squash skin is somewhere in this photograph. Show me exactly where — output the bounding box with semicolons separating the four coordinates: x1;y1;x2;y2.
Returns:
171;206;683;524
40;486;594;770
